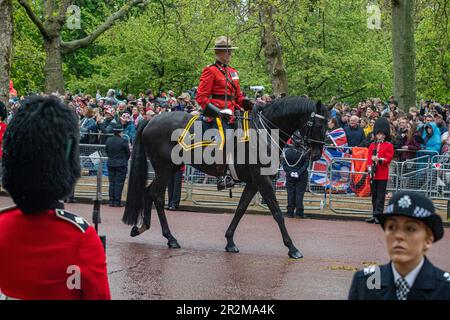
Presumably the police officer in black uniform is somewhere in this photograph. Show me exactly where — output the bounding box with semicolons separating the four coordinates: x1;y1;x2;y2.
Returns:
105;124;130;207
349;191;450;300
166;167;183;210
282;134;310;218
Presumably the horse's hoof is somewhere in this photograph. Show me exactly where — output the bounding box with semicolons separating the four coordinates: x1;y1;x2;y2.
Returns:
168;240;181;249
130;226;140;237
288;249;303;259
225;245;239;253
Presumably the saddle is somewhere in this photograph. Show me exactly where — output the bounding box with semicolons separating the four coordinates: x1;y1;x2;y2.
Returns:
177;108;250;152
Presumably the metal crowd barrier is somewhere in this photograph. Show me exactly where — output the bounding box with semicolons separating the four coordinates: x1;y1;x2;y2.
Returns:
428;154;450;212
397;155;432;193
75;155;160;201
69;146;450;219
326;157;399;215
79;132;131;145
186;172;247;207
257;168;324;212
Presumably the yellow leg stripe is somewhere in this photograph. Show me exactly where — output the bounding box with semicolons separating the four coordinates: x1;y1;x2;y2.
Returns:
216;117;225;150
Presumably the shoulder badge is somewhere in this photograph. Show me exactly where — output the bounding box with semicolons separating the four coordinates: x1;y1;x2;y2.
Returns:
443;272;450;282
363;265;377;276
55;209;90;233
0;205;18;215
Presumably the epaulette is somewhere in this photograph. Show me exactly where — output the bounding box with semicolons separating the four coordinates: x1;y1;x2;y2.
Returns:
363;265;378;276
55;209;90;233
0;205;17;215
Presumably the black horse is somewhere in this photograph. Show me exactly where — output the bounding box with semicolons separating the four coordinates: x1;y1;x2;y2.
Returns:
122;96;329;258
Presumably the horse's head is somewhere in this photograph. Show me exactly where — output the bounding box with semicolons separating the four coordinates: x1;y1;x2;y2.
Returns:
300;100;330;162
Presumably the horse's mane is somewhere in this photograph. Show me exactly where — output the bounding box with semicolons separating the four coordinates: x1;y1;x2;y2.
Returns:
253;96;319;119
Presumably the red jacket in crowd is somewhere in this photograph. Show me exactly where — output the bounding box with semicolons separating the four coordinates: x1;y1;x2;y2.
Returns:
196;61;245;113
0;122;7;159
367;140;394;180
0;207;111;300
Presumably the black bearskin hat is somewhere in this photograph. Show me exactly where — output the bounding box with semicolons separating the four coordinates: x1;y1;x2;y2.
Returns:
2;96;81;214
373;117;390;139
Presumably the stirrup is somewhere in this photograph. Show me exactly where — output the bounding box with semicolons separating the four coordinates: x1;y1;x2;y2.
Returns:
217;175;235;191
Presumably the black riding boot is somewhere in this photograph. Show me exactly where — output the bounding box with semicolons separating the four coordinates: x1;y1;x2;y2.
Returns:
216;164;235;191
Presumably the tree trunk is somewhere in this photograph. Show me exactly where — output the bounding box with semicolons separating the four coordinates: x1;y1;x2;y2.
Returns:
18;0;151;94
391;0;417;111
0;0;13;105
260;4;288;97
44;36;65;94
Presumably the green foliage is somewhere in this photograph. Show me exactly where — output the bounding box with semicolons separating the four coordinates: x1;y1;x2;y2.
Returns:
11;1;46;94
11;0;449;104
415;1;450;102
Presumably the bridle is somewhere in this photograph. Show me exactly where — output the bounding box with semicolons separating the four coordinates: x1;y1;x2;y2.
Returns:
254;110;327;163
298;111;327;146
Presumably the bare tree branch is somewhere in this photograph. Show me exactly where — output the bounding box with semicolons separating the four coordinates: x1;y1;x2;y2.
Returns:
18;0;50;39
61;0;151;54
334;85;367;101
43;0;54;21
57;0;73;25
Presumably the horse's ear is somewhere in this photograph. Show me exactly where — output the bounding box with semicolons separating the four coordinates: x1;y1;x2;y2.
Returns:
316;100;322;113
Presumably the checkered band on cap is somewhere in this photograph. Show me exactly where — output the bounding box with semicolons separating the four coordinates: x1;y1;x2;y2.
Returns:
385;204;394;214
413;206;432;218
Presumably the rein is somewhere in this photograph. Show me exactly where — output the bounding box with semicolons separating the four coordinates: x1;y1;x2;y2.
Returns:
252;109;326;166
255;110;325;145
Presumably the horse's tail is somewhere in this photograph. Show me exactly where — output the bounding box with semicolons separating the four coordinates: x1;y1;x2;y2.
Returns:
122;119;150;226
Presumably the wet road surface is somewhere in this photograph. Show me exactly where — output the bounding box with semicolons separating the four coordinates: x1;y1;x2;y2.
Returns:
1;196;449;300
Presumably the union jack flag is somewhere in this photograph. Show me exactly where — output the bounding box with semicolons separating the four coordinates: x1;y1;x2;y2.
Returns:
310;158;328;186
328;128;348;148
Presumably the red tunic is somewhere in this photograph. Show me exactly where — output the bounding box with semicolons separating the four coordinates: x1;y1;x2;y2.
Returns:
0;207;111;300
0;121;7;159
196;61;245;113
367;141;394;180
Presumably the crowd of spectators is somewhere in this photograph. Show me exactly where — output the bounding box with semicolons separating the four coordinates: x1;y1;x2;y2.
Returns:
5;88;201;146
5;88;449;162
327;96;450;161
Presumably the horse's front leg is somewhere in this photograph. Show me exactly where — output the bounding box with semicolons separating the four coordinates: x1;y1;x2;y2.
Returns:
255;176;303;259
225;183;258;253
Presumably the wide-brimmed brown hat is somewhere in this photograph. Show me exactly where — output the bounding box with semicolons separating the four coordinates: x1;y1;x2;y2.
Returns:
208;36;238;50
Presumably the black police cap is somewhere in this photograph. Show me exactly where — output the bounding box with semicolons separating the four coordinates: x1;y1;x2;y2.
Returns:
113;124;124;132
375;191;444;242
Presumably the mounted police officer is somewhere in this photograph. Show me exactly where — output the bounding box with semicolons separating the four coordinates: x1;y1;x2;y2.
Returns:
349;191;450;300
196;36;253;190
282;133;310;218
0;96;110;300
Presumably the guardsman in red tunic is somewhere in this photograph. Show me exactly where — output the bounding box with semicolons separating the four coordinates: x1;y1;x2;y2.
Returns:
366;117;394;224
0;96;111;300
196;36;253;190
